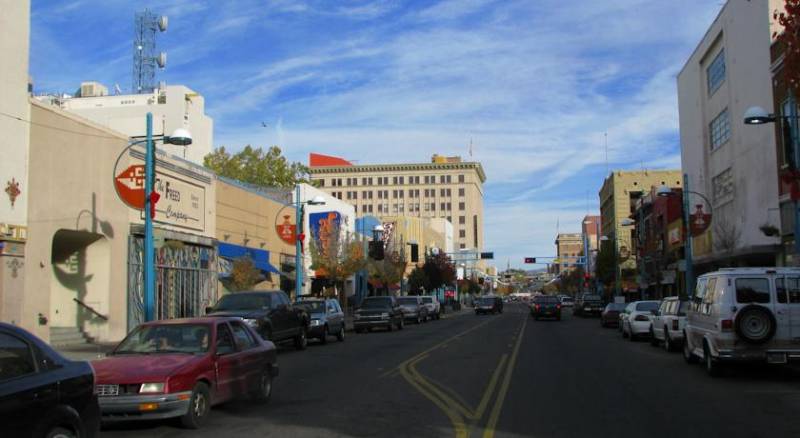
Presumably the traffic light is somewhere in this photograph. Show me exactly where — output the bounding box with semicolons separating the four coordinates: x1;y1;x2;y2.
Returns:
524;257;536;264
368;241;384;260
410;243;419;262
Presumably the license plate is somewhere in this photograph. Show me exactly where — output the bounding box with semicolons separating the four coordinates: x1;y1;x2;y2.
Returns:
767;352;788;364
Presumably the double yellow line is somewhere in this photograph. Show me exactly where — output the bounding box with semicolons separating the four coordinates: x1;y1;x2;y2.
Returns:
396;315;528;438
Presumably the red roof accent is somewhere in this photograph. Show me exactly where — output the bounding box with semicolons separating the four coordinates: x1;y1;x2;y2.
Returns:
309;153;353;167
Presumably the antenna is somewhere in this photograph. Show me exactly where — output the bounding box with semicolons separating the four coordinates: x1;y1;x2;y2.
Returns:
132;9;168;94
469;137;473;157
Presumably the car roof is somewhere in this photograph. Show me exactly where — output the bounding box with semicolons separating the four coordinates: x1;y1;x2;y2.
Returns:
700;267;800;277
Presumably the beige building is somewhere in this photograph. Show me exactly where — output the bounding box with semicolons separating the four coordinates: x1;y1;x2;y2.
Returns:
678;0;781;268
599;170;682;292
308;153;486;252
215;178;296;293
555;233;583;275
37;82;213;166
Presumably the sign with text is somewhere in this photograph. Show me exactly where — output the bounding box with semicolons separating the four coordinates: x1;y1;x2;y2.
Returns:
139;173;206;232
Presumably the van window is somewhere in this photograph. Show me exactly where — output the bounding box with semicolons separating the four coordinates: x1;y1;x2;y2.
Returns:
703;278;718;304
694;278;708;302
735;278;771;304
776;277;800;304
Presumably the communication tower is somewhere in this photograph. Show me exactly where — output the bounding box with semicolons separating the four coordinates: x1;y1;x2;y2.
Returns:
132;9;168;94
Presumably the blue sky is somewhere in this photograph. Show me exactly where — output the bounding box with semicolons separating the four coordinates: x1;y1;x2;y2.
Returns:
30;0;724;269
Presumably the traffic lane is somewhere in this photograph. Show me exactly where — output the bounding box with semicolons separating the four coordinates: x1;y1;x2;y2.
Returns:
100;308;485;437
496;311;800;438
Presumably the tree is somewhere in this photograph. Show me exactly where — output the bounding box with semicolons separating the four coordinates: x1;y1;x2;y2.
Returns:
229;256;263;291
367;240;407;296
595;240;616;294
423;252;456;290
204;145;311;188
775;2;800;95
407;266;430;295
308;222;366;309
714;218;742;268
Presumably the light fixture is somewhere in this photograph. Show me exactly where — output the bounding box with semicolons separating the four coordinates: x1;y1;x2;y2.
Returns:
600;236;610;241
656;184;672;197
373;224;385;232
743;106;774;125
309;196;326;205
165;127;192;146
620;218;635;226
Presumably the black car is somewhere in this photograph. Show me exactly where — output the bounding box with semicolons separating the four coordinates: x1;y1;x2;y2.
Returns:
206;291;310;350
573;294;604;317
0;322;100;438
475;296;504;315
297;298;346;344
531;295;561;320
353;296;404;332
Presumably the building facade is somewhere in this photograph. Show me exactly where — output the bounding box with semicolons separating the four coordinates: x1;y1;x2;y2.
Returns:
308;153;486;252
555;233;583;275
599;170;682;294
678;0;782;271
39;83;213;166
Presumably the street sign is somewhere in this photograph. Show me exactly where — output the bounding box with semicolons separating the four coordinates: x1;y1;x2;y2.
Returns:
115;164;146;210
480;252;494;259
524;257;536;264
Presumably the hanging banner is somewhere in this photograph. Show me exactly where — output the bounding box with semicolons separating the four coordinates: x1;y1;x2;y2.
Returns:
689;204;712;237
276;214;297;245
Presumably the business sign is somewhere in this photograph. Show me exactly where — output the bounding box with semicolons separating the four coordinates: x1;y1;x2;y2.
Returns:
115;164;146;210
276;214;297;245
139;173;206;232
689;204;712;237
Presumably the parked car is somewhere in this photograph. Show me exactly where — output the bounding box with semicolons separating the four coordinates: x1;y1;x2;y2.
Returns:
92;317;278;429
398;296;429;324
206;290;310;350
600;302;627;328
573;294;604;317
475;296;504;315
354;296;405;332
297;298;346;344
0;322;100;438
531;295;561;320
621;301;661;341
649;296;688;351
421;295;442;319
683;268;800;377
560;296;575;307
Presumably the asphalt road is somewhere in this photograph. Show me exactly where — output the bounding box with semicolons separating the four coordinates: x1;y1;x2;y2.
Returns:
100;303;800;438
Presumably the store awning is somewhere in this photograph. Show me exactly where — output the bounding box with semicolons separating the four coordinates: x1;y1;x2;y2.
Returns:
217;242;281;275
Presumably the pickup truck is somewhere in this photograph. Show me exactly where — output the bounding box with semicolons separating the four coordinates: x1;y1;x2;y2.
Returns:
206;290;310;350
573;294;604;317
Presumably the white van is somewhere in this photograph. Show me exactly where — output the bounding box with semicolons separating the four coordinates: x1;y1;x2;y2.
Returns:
683;267;800;376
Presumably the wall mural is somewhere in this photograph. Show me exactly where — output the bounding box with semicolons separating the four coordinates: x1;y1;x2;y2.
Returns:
5;178;21;207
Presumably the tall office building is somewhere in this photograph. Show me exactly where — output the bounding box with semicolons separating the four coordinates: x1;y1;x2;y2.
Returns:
308;153;486;251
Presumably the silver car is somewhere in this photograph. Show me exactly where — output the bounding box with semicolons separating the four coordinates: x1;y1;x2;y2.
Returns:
397;296;429;324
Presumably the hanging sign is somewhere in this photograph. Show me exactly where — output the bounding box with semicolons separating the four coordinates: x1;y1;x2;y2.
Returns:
689;204;712;237
276;214;297;245
115;164;146;210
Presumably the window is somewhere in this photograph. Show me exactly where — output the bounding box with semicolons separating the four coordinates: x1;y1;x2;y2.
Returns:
431;203;436;211
459;216;466;225
399;177;404;185
447;175;452;183
459;229;466;238
230;321;257;350
337;178;342;186
440;188;446;197
447;202;452;210
712;167;734;205
460;243;466;249
473;215;479;247
706;49;725;96
459;188;465;197
424;203;430;212
393;177;398;184
776;277;800;304
735;278;770;304
318;179;325;187
441;202;446;211
393;204;399;213
440;175;446;183
459;202;466;211
459;174;465;183
216;325;236;355
709;108;730;150
0;332;35;381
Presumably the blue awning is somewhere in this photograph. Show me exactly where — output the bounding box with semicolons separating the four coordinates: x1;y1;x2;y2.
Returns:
217;242;281;275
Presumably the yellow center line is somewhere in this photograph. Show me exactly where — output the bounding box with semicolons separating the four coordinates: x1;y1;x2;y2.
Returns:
400;355;469;438
482;315;528;438
471;354;508;421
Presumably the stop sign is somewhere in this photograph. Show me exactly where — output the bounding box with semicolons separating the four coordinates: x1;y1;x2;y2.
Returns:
115;165;146;210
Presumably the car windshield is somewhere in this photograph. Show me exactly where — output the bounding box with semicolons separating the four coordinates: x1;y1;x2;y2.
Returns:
398;298;419;305
636;302;660;312
114;324;210;354
422;297;433;303
561;296;574;301
477;297;495;305
582;295;602;301
534;296;559;303
299;301;325;313
606;303;626;311
677;301;688;316
362;298;391;309
214;293;271;311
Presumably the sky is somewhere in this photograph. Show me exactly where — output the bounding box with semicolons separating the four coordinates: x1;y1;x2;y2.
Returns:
30;0;725;269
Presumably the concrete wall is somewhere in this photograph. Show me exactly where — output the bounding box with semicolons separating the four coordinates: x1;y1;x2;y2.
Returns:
0;0;31;227
24;101;131;342
60;85;213;166
678;0;781;261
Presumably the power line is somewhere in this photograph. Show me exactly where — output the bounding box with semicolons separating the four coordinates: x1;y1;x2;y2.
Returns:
0;109;123;140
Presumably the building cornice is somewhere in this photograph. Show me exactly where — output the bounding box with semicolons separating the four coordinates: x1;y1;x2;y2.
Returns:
309;161;487;183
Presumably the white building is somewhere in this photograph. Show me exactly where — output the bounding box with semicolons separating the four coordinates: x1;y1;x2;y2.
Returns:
429;217;454;254
40;83;213;166
678;0;782;269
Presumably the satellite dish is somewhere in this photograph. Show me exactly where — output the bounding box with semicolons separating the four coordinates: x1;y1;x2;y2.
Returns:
158;16;168;32
156;52;167;68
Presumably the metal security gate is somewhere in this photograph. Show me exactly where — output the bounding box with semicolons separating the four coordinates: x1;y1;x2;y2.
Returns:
128;236;217;331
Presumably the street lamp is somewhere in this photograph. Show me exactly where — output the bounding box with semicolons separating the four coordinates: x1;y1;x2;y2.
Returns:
294;187;326;301
656;179;712;298
114;113;192;322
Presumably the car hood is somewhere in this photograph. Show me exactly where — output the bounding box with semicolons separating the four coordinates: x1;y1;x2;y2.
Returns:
92;354;204;384
207;310;266;319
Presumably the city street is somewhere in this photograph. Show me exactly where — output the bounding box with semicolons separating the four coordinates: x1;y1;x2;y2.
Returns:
99;303;800;438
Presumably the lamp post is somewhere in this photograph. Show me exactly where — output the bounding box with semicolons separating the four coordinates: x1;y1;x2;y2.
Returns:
114;113;192;322
744;105;799;266
600;217;635;298
656;179;712;298
294;186;326;301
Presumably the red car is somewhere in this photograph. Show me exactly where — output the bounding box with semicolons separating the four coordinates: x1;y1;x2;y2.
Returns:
92;317;278;429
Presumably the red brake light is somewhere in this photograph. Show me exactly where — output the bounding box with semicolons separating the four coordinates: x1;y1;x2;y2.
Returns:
634;315;650;322
556;304;561;309
535;304;540;310
721;319;733;331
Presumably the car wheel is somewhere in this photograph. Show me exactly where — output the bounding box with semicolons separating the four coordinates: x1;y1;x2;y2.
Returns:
735;305;777;344
180;382;211;429
44;427;76;438
683;336;698;364
650;328;659;347
622;326;629;338
320;325;328;345
704;344;723;377
387;320;394;332
294;328;308;350
416;316;421;324
337;324;345;342
664;330;673;352
251;369;273;403
629;330;637;342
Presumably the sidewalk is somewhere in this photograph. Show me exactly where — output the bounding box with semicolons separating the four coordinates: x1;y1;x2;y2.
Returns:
56;342;117;362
